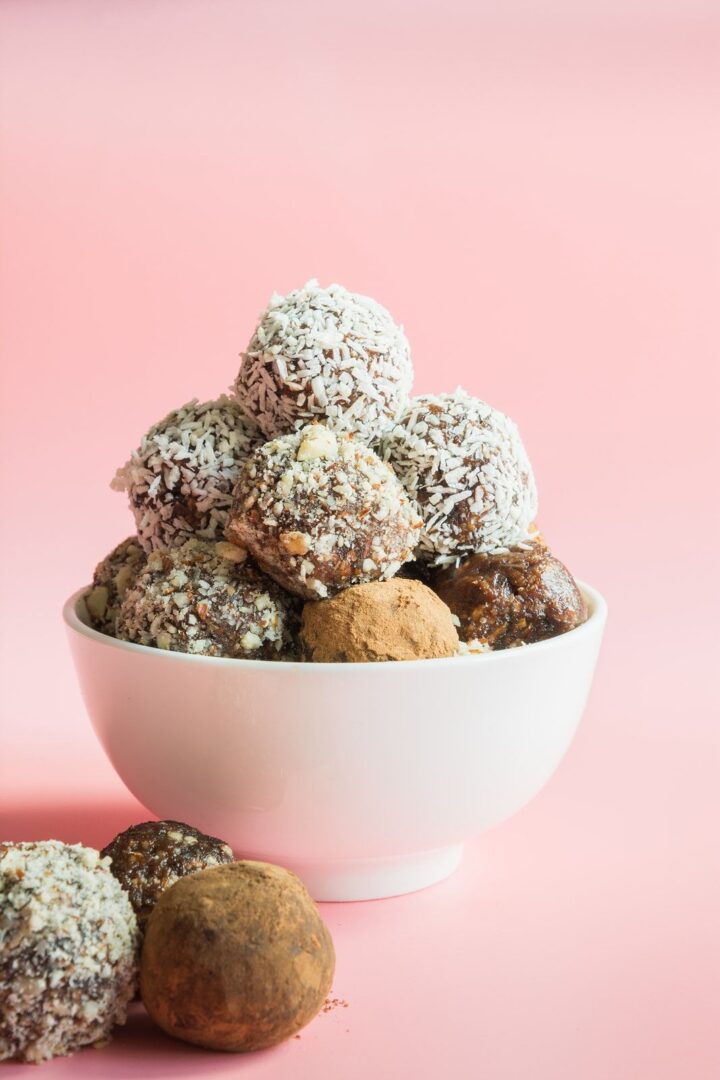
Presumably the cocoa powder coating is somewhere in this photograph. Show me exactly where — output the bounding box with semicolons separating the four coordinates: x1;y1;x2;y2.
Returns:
300;577;459;662
140;861;335;1053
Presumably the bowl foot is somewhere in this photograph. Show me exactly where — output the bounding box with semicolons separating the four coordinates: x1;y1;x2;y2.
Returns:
271;844;464;902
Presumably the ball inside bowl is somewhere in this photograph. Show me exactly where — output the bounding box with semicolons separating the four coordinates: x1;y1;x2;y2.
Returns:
64;583;606;901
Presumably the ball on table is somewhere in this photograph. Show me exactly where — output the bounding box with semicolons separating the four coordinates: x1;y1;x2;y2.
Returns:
101;820;234;935
140;861;335;1052
0;841;138;1064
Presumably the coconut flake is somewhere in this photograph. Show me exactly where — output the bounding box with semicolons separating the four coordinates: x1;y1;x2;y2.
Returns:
381;388;538;565
112;397;262;553
234;280;413;444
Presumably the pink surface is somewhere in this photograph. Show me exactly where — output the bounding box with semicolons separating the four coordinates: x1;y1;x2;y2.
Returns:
0;2;718;1077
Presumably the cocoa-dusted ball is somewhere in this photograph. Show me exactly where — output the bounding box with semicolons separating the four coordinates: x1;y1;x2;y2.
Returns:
226;423;421;599
433;542;587;649
101;821;234;934
300;578;459;662
140;861;335;1052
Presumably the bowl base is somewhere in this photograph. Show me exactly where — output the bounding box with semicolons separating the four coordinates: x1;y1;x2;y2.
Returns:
268;844;464;902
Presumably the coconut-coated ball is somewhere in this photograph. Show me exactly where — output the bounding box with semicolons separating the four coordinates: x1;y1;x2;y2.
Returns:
0;841;139;1064
140;861;335;1052
112;397;262;553
235;279;413;443
381;388;538;566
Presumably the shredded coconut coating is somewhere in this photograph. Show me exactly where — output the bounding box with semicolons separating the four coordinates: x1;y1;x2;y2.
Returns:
112;397;263;553
0;841;139;1064
117;538;297;658
81;537;146;637
381;389;538;566
234;280;413;443
225;424;422;599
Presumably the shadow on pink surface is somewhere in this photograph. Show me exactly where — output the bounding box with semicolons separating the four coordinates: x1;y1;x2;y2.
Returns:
80;1003;286;1076
0;1003;290;1078
0;798;151;851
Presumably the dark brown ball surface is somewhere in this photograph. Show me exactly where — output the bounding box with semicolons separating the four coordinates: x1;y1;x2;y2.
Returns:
140;861;335;1052
101;821;234;934
82;536;146;637
433;544;587;649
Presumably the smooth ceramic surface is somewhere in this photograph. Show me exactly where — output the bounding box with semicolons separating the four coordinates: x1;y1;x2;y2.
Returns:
64;584;606;900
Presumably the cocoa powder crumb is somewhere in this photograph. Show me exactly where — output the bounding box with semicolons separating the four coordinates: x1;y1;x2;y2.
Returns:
322;997;349;1013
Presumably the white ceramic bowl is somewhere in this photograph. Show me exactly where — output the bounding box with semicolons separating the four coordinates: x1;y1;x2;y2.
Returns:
64;583;606;901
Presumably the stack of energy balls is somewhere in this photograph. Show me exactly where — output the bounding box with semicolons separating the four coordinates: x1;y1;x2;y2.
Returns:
1;821;335;1063
84;279;586;662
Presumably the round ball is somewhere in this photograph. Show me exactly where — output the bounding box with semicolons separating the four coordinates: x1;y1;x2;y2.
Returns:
0;841;139;1064
140;861;335;1052
381;389;538;566
225;423;422;599
82;536;146;636
112;397;262;553
300;578;459;662
433;541;587;649
117;538;297;658
235;279;413;443
101;821;234;934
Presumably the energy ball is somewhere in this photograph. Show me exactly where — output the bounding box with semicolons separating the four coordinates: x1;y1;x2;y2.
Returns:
300;578;459;662
101;821;234;934
235;279;413;443
81;536;146;636
225;423;422;599
0;841;138;1064
116;538;297;659
433;543;587;649
112;397;262;553
381;389;538;566
141;861;335;1052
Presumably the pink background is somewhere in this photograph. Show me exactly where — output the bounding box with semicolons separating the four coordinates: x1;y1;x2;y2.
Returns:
1;1;718;1077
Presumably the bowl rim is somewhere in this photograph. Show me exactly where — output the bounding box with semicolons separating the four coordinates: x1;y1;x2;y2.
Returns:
63;580;607;673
